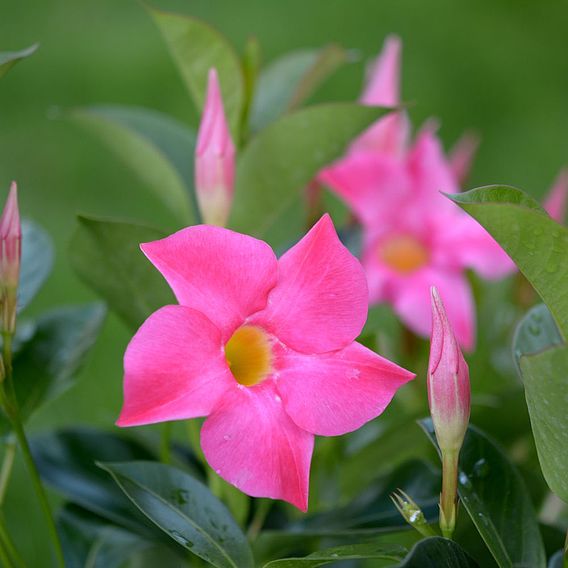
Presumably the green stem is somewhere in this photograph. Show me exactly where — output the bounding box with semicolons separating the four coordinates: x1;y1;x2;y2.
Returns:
247;499;272;541
160;422;173;464
0;538;13;568
0;513;24;568
0;435;16;506
440;450;459;539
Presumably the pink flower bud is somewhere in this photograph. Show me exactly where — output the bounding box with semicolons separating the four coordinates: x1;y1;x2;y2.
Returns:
195;68;236;227
543;168;568;224
0;182;21;335
428;286;470;453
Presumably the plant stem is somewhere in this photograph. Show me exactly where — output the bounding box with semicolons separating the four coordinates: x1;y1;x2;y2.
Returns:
0;512;24;568
440;450;459;539
0;538;13;568
247;499;272;541
0;435;16;506
160;422;173;464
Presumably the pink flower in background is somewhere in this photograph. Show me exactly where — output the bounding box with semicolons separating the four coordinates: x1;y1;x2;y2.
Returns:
117;215;414;510
195;68;236;227
543;168;568;224
319;37;515;350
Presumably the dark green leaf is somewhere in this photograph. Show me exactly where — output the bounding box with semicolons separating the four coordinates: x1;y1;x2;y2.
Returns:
420;419;546;568
0;43;38;79
70;105;196;222
19;219;54;312
547;550;564;568
520;345;568;503
150;8;244;139
396;537;479;567
230;103;388;245
448;185;568;340
100;461;254;568
250;45;349;132
69;216;174;330
262;542;407;567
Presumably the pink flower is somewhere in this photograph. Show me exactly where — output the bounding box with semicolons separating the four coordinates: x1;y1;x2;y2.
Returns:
117;215;414;510
0;182;21;335
448;131;479;187
428;286;470;454
195;68;236;227
543;168;568;224
319;38;514;350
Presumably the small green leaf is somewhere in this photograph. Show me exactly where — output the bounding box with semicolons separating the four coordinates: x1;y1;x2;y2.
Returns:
70;105;196;223
448;185;568;340
19;219;54;312
3;303;106;431
420;419;546;568
512;304;563;372
0;43;38;79
262;542;407;567
250;45;349;132
520;345;568;503
230;103;388;246
150;8;244;139
100;461;254;568
69;216;174;330
395;537;479;567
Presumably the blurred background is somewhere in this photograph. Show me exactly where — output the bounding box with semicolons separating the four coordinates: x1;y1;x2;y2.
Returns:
1;0;568;563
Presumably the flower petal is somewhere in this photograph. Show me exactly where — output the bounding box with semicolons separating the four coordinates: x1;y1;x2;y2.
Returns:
251;215;368;354
360;35;401;107
393;268;475;350
141;226;278;340
117;305;234;427
277;342;414;436
201;381;314;511
543;168;568;224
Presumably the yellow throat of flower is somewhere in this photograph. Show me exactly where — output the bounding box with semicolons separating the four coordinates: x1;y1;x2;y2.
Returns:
379;235;429;274
225;325;273;387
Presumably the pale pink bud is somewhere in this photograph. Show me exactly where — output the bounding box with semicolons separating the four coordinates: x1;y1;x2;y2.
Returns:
543;168;568;224
195;68;236;227
449;131;480;187
428;286;470;453
0;182;21;289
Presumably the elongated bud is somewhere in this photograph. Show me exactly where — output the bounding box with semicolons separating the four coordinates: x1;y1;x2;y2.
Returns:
391;489;436;538
0;183;21;335
543;168;568;224
449;131;479;187
195;68;236;227
429;286;470;539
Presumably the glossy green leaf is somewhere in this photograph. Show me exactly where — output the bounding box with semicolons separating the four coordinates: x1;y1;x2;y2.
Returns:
520;345;568;503
69;216;174;330
448;185;568;340
18;219;54;312
100;461;254;568
262;542;406;567
150;8;244;139
230;103;387;245
70;105;196;222
395;537;479;567
250;45;349;132
0;43;38;79
513;303;563;371
420;419;546;568
1;303;106;433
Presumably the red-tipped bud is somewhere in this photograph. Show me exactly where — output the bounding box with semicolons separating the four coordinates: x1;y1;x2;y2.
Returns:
195;68;236;227
428;286;470;452
543;168;568;225
0;183;21;334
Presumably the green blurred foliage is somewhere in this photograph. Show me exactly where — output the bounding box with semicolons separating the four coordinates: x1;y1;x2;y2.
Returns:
1;0;568;564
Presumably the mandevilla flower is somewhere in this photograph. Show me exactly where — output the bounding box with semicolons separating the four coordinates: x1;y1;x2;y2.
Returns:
0;182;21;335
428;286;470;539
195;68;236;227
543;168;568;224
117;215;414;510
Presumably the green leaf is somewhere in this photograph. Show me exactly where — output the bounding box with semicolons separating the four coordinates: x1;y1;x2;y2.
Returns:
395;537;479;567
3;303;106;431
250;45;349;132
519;345;568;503
0;43;38;79
448;185;568;340
150;8;244;139
19;219;54;312
513;304;563;371
230;103;388;245
100;461;254;568
70;105;196;223
419;419;546;568
262;542;407;567
69;216;174;330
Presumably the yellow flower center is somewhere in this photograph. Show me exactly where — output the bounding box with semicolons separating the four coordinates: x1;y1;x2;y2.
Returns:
379;235;429;274
225;325;273;387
